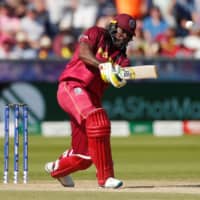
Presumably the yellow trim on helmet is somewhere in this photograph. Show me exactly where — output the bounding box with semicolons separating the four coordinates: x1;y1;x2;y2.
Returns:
110;20;117;24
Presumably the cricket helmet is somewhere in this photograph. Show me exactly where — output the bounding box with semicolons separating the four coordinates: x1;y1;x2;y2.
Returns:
108;13;136;37
108;13;136;50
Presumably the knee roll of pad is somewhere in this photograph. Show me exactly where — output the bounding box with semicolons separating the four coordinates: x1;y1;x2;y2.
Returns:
86;108;110;137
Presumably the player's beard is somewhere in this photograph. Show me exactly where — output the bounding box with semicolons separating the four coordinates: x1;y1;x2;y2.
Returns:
113;38;128;50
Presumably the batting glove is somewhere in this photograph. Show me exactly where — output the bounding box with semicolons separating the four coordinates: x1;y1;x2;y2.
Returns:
98;62;127;88
98;62;112;83
114;64;136;80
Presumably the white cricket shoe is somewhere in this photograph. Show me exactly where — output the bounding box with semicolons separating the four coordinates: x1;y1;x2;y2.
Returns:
45;161;74;187
44;161;55;173
102;177;123;189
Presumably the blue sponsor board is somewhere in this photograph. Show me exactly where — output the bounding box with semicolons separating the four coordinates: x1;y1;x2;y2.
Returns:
0;58;200;82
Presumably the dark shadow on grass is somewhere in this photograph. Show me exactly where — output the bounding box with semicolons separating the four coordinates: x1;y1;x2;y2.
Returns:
124;185;155;189
124;184;200;189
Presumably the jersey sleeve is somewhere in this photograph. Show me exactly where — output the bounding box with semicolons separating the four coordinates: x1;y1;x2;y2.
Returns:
120;58;130;67
79;27;103;51
116;56;131;67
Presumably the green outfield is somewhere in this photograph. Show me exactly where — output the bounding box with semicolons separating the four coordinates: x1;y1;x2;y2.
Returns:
0;135;200;199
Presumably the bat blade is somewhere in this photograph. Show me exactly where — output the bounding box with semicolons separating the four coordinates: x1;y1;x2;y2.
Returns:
122;65;158;80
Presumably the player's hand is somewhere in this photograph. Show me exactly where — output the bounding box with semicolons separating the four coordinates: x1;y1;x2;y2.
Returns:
98;62;112;83
98;62;127;88
114;64;135;80
113;64;125;79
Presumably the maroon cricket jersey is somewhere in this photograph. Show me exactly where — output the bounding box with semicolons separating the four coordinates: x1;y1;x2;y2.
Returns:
59;26;130;100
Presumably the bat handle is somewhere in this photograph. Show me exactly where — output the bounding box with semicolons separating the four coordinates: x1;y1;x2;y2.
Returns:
123;69;136;80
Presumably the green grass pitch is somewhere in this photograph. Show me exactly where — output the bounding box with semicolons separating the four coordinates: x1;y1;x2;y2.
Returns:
0;135;200;199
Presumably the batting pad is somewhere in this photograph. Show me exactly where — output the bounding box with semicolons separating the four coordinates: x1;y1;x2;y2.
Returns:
86;108;114;185
51;155;92;178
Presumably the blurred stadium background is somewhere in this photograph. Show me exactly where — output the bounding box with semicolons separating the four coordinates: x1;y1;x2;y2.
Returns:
1;0;200;137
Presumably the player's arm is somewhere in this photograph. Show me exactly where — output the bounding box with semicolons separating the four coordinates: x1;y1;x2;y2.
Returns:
79;41;100;68
79;41;126;88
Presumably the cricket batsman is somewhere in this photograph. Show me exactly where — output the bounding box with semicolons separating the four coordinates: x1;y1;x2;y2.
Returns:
45;13;137;189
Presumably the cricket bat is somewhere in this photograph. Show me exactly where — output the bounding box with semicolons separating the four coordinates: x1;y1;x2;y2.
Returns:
121;65;158;80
